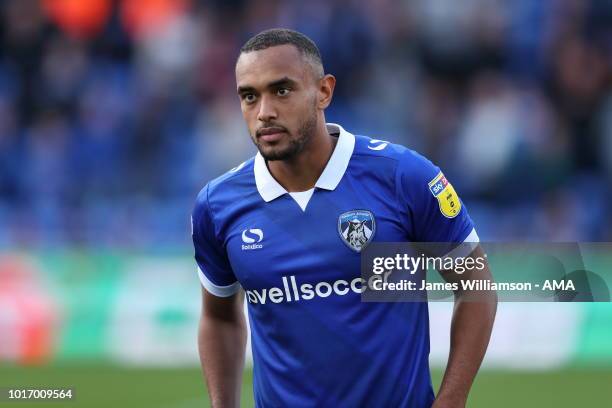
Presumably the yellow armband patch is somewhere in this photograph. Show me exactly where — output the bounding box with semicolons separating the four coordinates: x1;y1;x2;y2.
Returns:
428;172;461;218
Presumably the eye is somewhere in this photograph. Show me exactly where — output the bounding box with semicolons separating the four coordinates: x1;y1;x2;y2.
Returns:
277;87;291;96
242;93;256;104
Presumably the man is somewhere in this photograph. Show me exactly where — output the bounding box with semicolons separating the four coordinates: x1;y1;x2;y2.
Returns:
192;28;497;407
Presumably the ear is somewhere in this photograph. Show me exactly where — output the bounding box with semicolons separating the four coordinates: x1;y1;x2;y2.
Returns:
317;74;336;110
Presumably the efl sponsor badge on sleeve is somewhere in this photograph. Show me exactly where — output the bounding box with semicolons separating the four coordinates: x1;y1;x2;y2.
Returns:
428;172;461;218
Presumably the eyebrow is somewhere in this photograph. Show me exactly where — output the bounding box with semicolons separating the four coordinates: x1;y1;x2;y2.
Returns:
237;77;298;94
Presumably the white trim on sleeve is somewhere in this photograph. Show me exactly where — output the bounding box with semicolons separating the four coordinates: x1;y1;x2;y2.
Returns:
442;227;480;259
198;267;240;297
463;228;480;243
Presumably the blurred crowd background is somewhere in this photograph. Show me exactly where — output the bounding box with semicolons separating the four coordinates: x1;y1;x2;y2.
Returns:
0;0;611;250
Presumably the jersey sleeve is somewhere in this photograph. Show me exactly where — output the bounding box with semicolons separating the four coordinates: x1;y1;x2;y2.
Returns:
396;150;478;246
192;184;240;297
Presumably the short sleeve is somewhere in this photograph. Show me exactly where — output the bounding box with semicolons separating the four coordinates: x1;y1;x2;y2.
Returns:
192;185;240;297
396;150;478;246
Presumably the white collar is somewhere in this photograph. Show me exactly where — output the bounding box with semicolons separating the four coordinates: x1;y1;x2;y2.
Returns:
254;123;355;202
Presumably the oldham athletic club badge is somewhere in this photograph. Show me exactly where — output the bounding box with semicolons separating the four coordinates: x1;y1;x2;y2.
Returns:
428;172;462;218
338;210;376;252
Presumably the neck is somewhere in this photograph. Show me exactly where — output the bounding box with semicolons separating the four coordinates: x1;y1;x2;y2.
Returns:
267;121;336;192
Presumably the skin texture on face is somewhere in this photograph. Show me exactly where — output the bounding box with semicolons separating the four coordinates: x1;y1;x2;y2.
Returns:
235;44;322;161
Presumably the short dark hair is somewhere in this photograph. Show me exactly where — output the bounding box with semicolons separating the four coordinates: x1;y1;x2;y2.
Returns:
239;28;324;77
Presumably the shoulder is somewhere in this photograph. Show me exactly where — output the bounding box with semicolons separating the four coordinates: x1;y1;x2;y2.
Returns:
194;157;256;215
351;133;439;183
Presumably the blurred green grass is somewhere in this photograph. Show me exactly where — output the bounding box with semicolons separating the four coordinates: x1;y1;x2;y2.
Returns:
2;364;611;407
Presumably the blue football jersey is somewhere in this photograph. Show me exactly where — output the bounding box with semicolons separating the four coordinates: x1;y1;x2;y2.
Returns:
192;123;478;407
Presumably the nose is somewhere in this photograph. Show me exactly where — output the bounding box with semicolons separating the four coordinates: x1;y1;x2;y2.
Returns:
257;95;277;123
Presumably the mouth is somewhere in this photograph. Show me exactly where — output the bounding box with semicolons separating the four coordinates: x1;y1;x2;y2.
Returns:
257;127;287;143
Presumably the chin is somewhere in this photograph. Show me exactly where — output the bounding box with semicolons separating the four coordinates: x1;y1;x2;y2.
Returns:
258;146;295;161
260;150;289;161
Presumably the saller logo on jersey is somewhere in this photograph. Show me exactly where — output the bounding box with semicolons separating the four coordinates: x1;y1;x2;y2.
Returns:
338;210;375;252
428;172;461;218
242;228;263;250
367;139;388;151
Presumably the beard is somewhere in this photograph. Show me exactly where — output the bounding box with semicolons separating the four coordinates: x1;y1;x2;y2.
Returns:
254;107;318;162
